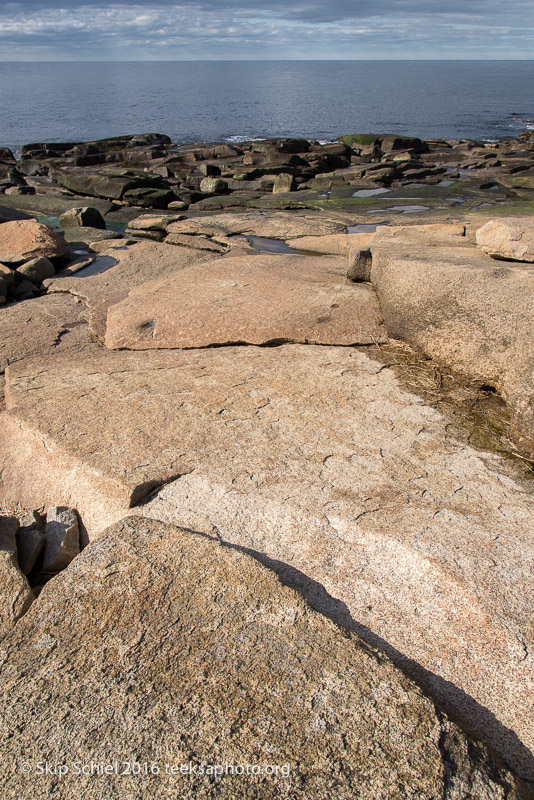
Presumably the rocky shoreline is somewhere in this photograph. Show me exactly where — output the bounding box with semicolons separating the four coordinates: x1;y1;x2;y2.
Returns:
0;131;533;799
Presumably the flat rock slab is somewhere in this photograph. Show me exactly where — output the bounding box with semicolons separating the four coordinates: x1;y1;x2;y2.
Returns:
0;515;527;799
365;225;534;457
44;239;221;342
476;217;534;262
0;293;88;374
286;232;374;254
104;252;387;350
0;516;34;639
0;219;69;264
166;211;347;239
1;344;533;781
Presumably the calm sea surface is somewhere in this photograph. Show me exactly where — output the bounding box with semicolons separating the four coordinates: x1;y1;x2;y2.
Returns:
1;61;533;152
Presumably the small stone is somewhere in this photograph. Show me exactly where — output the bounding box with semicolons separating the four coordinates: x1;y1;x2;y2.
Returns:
167;200;189;210
42;506;80;572
16;511;45;575
0;515;33;636
16;256;55;284
59;207;107;230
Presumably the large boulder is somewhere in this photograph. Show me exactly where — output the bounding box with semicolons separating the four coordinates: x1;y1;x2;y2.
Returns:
57;171;171;202
0;515;527;799
476;217;534;262
0;219;69;264
1;345;533;782
104;252;387;350
357;224;534;458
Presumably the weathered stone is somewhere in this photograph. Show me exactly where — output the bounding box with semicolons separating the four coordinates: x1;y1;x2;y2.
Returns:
0;515;33;638
15;256;55;284
273;173;296;193
166;211;346;240
126;213;185;232
0;293;87;373
42;506;80;572
365;224;534;457
347;247;373;281
164;233;227;252
45;240;220;342
0;515;527;798
476;217;534;262
122;187;176;208
59;206;106;230
16;511;45;576
11;279;39;301
57;172;144;201
0;219;69;264
287;232;374;255
1;345;533;784
0;263;15;287
0;205;33;224
199;176;228;193
104;252;386;350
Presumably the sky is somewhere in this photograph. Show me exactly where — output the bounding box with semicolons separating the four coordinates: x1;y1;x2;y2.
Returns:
0;0;533;61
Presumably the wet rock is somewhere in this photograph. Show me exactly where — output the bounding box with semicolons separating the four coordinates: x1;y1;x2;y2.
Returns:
0;515;528;798
0;219;69;265
0;515;34;638
42;506;80;572
59;206;106;230
104;252;387;350
122;187;176;209
476;217;534;262
16;256;55;284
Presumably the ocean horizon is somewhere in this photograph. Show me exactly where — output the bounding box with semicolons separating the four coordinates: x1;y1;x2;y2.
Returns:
1;60;534;152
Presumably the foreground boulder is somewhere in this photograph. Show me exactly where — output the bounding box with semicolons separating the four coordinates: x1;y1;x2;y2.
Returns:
1;344;533;782
476;217;534;263
355;224;534;458
104;252;387;349
0;219;69;264
59;206;106;230
0;516;528;799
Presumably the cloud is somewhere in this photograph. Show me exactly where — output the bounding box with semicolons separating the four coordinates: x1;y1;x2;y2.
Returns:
0;0;532;58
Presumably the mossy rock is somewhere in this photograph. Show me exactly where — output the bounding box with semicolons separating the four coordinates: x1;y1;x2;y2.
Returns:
338;134;380;147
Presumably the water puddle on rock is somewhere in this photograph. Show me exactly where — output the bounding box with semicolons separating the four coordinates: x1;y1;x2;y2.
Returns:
241;235;301;254
367;205;431;214
352;187;391;198
347;223;388;234
69;255;118;277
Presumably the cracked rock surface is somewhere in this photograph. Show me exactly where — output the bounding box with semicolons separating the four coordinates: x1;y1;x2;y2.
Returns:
104;252;387;350
0;344;533;782
0;515;528;799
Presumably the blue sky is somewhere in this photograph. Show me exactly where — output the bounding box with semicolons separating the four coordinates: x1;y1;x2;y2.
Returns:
1;0;533;60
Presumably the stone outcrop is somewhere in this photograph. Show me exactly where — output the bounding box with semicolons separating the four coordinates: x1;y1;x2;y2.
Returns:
0;515;528;799
476;217;534;262
355;224;534;457
1;345;533;783
0;219;69;264
104;252;387;350
0;515;34;639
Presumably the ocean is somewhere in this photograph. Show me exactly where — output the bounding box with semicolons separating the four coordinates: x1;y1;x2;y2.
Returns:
1;60;533;153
